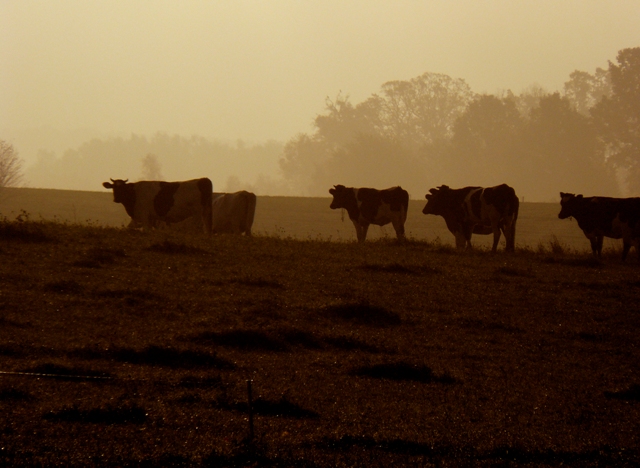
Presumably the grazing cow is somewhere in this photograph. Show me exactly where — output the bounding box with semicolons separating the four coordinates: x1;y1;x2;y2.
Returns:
102;178;213;234
329;185;409;242
558;192;640;260
211;191;257;235
423;184;519;252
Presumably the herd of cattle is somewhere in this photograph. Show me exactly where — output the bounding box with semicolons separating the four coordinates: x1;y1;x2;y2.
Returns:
102;177;640;261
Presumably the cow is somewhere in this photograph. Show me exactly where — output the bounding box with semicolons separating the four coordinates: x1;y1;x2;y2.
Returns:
558;192;640;260
211;191;257;235
102;178;213;234
329;185;409;242
422;184;519;252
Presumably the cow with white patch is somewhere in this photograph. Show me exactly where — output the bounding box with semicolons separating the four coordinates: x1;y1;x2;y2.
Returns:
211;191;257;235
102;178;213;234
329;185;409;242
558;192;640;260
423;184;519;252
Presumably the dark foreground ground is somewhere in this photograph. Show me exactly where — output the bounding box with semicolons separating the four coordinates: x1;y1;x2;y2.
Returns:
0;218;639;467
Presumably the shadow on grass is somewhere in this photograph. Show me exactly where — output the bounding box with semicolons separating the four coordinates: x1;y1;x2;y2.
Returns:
604;384;640;401
72;247;126;268
72;345;235;370
318;435;631;465
146;240;209;255
358;262;442;275
43;404;147;425
322;301;401;327
188;328;385;354
0;388;33;402
23;363;112;380
350;362;457;384
215;395;319;419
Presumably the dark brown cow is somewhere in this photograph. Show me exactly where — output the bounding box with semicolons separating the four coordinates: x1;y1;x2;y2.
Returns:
558;192;640;260
211;191;257;235
102;178;213;234
423;184;519;252
329;185;409;242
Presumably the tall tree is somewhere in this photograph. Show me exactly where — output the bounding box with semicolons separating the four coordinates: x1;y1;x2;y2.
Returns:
591;47;640;193
524;93;617;199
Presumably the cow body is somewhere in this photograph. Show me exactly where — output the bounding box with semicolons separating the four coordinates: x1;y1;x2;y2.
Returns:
558;192;640;260
211;191;257;235
102;178;213;234
329;185;409;242
423;184;519;252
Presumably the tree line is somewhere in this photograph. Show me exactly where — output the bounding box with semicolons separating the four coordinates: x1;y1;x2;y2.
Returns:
1;48;638;202
281;47;640;201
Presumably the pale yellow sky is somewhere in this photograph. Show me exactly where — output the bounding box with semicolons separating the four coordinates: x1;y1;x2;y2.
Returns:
1;0;639;144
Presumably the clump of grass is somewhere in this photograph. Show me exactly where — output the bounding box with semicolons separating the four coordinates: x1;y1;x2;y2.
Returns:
23;363;112;380
0;213;55;243
214;394;319;419
322;300;401;327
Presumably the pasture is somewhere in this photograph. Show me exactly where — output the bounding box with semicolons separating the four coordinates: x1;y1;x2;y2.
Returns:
0;188;639;466
0;186;618;251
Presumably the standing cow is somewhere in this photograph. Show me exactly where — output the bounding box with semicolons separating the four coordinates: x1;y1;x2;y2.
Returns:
423;184;519;252
558;192;640;260
329;185;409;242
102;178;213;235
211;191;257;235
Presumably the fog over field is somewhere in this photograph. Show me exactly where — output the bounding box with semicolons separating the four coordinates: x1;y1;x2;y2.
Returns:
1;2;639;200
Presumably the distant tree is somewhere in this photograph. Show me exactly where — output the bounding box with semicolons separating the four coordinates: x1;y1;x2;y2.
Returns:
591;47;640;193
376;72;475;147
563;68;611;116
140;153;163;181
0;140;24;189
513;84;548;119
445;95;524;186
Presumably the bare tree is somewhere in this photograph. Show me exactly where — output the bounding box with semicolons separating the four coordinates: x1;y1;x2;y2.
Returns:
0;140;24;189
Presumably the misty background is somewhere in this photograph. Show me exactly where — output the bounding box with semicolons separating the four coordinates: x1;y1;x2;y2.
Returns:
2;2;639;201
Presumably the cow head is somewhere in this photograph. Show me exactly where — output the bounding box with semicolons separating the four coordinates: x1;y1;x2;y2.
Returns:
102;179;132;204
558;192;582;219
329;184;350;210
422;185;451;215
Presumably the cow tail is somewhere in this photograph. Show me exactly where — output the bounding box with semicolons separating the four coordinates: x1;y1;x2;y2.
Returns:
506;189;519;251
200;178;214;235
245;192;257;236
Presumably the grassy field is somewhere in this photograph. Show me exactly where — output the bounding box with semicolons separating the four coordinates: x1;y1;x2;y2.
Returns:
0;186;621;252
0;189;639;466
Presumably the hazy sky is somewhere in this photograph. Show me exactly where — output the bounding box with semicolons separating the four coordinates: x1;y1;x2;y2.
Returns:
2;1;639;144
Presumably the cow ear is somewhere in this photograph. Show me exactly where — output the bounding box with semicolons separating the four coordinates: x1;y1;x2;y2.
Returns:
429;188;437;194
559;192;565;197
123;179;129;184
103;182;113;189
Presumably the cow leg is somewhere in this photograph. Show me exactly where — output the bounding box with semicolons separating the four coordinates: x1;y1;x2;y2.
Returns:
352;221;368;242
452;231;466;249
491;224;501;253
392;218;406;242
504;217;517;252
622;241;631;261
